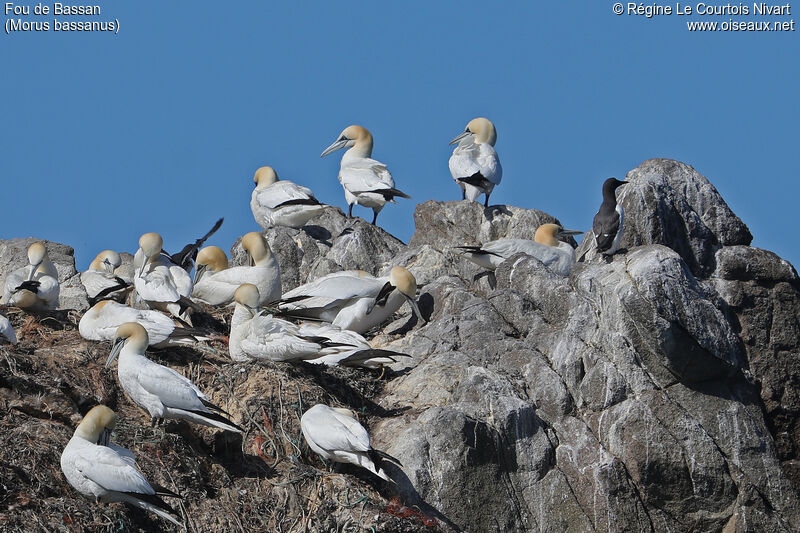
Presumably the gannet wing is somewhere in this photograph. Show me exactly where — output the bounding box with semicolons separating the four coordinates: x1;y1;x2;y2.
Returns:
74;445;154;495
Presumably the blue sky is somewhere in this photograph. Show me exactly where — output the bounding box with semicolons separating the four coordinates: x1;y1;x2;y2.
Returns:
2;1;798;270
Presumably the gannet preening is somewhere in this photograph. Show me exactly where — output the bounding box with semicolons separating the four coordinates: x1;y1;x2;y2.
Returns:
280;266;424;334
192;234;280;306
81;250;132;304
251;166;326;229
321;125;410;225
591;178;628;257
80;300;202;348
106;322;243;432
60;405;183;527
457;224;582;276
301;404;401;482
449;117;502;206
169;218;224;272
0;314;17;345
133;232;194;320
1;242;60;310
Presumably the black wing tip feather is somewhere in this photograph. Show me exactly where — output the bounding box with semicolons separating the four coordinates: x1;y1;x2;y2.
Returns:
370;448;402;468
187;408;244;432
126;491;181;515
151;484;183;499
199;398;230;416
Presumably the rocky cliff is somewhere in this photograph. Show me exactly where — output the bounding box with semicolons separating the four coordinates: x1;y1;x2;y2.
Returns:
1;158;799;532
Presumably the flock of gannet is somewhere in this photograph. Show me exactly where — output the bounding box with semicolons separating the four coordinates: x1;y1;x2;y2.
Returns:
0;116;631;527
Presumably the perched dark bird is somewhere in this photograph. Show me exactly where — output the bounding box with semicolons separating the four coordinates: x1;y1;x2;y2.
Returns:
169;218;224;272
592;178;628;256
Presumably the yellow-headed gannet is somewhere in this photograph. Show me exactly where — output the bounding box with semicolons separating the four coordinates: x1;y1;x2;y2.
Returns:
301;404;401;482
449;117;502;206
457;223;582;276
81;250;132;304
106;323;243;432
133;232;194;320
321;125;410;225
0;313;17;345
192;234;281;306
279;266;424;334
2;242;59;310
591;178;628;256
251;166;326;229
60;405;183;527
80;300;201;348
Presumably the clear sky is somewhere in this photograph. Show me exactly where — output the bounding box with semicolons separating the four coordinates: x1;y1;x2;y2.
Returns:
2;1;798;270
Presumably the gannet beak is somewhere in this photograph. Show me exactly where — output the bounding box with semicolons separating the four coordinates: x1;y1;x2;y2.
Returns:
106;337;125;368
321;139;348;157
26;261;42;281
193;264;208;285
449;130;470;145
404;294;427;324
97;427;112;447
558;229;583;238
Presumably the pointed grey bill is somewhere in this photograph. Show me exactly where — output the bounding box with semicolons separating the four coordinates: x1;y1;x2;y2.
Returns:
106;337;125;368
26;261;42;281
193;263;208;285
404;294;427;323
96;427;112;447
320;139;349;157
449;130;471;145
558;229;584;238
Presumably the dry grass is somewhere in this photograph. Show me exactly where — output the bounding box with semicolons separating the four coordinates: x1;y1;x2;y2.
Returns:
0;307;436;532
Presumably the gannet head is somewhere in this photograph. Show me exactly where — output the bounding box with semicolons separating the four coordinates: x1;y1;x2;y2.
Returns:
106;322;149;368
234;283;261;316
534;224;583;247
450;117;497;146
602;178;628;202
388;266;425;323
90;250;122;273
253;166;279;189
321;125;373;158
194;246;229;285
74;405;117;446
242;232;271;267
26;242;48;281
137;233;163;277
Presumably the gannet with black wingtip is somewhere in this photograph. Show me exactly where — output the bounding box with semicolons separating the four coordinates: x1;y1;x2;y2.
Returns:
251;166;327;229
106;322;243;432
279;266;424;334
192;234;281;306
0;314;17;345
60;405;183;527
457;223;582;276
297;323;410;368
81;250;132;304
449;117;502;207
80;300;202;348
2;242;60;310
592;177;628;257
321;125;410;225
133;232;194;320
301;404;401;482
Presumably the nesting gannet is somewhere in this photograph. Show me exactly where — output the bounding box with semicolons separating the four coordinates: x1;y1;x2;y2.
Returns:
192;234;280;306
297;323;409;368
60;405;182;527
2;242;60;310
457;224;582;276
0;314;17;345
280;266;424;334
251;166;326;229
301;404;401;482
321;125;410;225
106;322;243;432
449;117;502;206
81;250;132;304
133;232;194;320
80;300;201;348
592;178;628;256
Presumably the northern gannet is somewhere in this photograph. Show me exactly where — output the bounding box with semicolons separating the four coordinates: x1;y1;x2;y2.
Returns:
81;250;132;304
133;232;194;320
457;223;582;276
192;234;280;306
0;314;17;345
80;300;201;348
279;266;424;334
251;166;326;229
591;178;628;256
297;323;409;368
60;405;183;527
106;322;243;432
2;242;59;310
449;117;502;206
321;125;410;225
301;404;401;482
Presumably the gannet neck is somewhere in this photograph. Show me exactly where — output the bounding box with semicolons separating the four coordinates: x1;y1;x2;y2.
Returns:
74;405;117;442
534;224;560;247
344;125;373;158
116;322;149;355
254;166;279;189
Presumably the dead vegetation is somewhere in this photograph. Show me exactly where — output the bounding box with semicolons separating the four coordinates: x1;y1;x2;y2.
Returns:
0;307;437;532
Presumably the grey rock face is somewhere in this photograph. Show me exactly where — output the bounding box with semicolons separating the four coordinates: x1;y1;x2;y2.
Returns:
0;238;89;311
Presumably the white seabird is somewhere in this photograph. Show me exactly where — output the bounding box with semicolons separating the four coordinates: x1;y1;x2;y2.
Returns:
251;166;326;229
0;314;17;345
297;323;409;368
301;404;401;482
449;117;502;206
457;223;582;276
80;300;201;348
192;234;280;307
106;322;243;432
2;242;60;310
321;125;410;225
279;266;424;334
60;405;183;527
81;250;132;304
591;177;628;256
133;232;194;320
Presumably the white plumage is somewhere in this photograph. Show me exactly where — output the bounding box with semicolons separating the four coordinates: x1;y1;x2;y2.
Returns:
251;166;326;229
2;242;60;310
0;314;17;345
80;250;131;303
449;117;502;206
79;300;196;348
